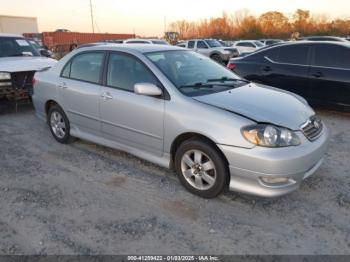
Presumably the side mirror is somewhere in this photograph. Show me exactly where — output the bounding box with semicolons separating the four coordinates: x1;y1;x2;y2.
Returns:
134;83;162;96
40;49;52;57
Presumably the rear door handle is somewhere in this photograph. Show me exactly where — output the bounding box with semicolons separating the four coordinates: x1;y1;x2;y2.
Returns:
263;66;272;72
58;82;68;89
312;72;324;78
101;92;113;100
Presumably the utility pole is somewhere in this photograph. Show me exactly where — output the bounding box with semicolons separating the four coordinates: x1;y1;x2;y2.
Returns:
89;0;95;33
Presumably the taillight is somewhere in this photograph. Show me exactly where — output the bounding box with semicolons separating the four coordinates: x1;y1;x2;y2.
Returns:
227;63;236;70
32;77;36;87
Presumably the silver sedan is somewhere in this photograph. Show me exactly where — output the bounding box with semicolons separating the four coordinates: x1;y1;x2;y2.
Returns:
32;44;329;198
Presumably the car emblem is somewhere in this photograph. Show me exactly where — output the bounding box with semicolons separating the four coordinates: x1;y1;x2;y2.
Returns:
313;119;320;129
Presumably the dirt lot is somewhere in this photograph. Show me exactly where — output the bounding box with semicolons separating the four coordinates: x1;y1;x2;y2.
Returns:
0;107;349;255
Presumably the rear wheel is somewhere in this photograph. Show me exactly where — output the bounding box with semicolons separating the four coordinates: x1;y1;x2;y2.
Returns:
174;139;229;198
210;54;223;64
47;105;72;144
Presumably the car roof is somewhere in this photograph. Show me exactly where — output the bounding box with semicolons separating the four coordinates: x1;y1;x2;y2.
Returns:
303;36;342;39
78;43;182;54
125;38;167;42
187;39;219;41
0;33;23;38
280;40;350;47
238;41;350;59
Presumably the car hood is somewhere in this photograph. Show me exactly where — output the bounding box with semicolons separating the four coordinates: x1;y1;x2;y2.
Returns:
193;83;314;130
212;47;235;52
0;57;57;72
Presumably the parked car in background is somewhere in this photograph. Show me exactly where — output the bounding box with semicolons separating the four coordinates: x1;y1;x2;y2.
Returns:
103;40;124;44
298;36;348;42
0;34;56;109
176;42;186;48
227;41;350;110
55;29;70;33
232;40;265;54
218;40;234;47
185;39;238;64
259;39;284;45
124;38;169;45
26;38;53;58
32;44;329;198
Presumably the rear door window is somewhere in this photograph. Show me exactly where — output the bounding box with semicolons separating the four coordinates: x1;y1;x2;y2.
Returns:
276;45;308;65
61;62;71;78
264;48;280;61
197;41;208;49
187;41;195;49
69;52;104;83
313;44;350;69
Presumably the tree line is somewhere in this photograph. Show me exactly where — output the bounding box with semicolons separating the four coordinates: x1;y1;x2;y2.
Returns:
169;9;350;40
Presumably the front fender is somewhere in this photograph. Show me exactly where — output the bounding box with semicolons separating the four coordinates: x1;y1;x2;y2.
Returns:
163;97;256;153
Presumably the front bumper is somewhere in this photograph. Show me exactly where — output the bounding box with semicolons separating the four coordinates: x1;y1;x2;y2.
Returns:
218;125;330;197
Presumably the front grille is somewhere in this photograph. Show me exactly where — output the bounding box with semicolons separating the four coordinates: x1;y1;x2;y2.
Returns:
0;71;35;111
11;71;35;91
301;116;323;141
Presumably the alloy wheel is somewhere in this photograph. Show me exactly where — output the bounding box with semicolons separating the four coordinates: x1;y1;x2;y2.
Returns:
50;111;66;139
180;149;217;190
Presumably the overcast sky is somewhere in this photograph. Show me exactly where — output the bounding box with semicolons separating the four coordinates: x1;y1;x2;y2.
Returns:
1;0;349;36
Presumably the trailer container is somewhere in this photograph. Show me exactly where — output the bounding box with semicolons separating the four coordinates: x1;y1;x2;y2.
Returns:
0;15;38;34
24;31;135;53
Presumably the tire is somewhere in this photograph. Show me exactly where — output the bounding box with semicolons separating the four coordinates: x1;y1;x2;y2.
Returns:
210;54;223;64
47;104;72;144
174;139;229;198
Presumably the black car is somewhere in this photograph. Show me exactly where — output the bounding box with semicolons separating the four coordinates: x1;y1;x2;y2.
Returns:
227;41;350;110
259;39;284;45
298;36;347;42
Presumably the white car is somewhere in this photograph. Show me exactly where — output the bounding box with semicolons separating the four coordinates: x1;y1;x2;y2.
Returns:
232;40;265;54
0;34;56;107
123;38;169;45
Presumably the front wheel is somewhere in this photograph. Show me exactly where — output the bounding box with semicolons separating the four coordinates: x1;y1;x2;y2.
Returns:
174;139;229;198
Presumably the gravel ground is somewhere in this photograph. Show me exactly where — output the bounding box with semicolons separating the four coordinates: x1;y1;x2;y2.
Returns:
0;106;349;255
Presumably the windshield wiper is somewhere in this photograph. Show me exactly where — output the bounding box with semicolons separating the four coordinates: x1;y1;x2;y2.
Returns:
179;82;214;89
207;77;250;83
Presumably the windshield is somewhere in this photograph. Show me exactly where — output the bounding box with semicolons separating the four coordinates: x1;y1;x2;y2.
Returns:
28;39;41;49
0;37;40;57
254;41;264;47
146;50;246;97
205;40;222;48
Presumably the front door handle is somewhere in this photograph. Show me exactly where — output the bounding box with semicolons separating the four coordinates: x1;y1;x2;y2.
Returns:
101;92;113;100
312;72;324;78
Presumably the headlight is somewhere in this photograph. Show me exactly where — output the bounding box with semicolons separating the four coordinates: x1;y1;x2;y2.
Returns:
0;72;11;80
242;124;300;147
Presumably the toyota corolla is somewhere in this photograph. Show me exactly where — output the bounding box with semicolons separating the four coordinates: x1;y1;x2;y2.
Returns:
32;44;329;198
